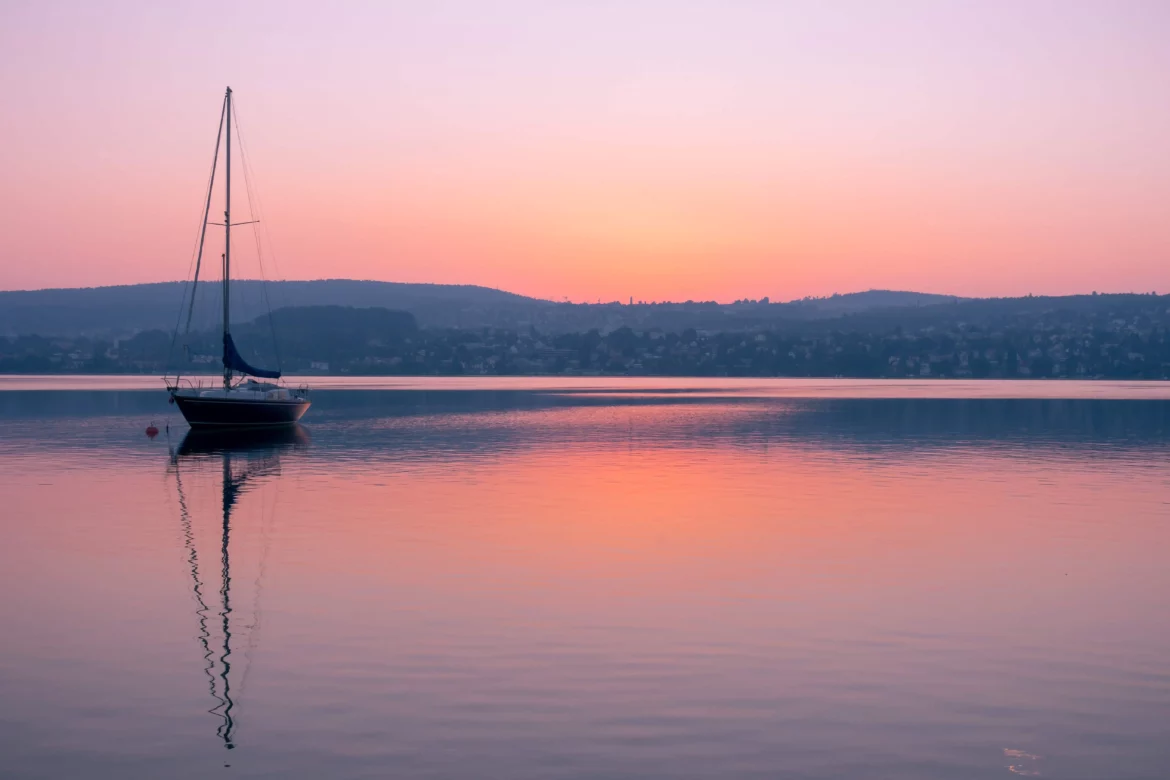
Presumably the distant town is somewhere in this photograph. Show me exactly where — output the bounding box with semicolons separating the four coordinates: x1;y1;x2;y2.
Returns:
4;288;1170;378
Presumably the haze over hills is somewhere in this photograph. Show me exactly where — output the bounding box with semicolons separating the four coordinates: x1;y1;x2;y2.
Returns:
0;280;965;337
4;280;1170;378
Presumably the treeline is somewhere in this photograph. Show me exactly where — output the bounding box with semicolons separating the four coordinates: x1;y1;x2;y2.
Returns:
5;299;1170;379
0;306;417;374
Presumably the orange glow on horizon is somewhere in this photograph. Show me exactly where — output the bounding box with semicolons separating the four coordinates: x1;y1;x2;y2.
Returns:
2;3;1170;301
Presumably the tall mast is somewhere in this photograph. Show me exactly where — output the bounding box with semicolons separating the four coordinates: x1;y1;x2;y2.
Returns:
223;86;233;389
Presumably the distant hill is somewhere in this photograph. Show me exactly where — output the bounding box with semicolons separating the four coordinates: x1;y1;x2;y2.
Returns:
6;280;1157;340
0;280;965;337
0;279;546;337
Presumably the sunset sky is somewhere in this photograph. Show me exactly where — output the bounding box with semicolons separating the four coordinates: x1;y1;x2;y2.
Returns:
2;1;1169;302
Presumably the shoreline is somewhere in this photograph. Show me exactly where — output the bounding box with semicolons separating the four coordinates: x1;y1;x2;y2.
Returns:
3;374;1170;401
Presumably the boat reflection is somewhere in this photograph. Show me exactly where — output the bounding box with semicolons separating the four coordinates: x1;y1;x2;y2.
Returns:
176;424;310;457
167;425;308;751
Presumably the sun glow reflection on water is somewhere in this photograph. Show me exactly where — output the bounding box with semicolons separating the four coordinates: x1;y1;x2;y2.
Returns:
0;380;1168;779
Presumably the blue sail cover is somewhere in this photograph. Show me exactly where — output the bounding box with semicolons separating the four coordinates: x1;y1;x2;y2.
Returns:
223;333;281;379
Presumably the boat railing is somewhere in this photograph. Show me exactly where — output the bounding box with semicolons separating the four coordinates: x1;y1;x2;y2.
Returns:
165;375;309;397
164;376;218;392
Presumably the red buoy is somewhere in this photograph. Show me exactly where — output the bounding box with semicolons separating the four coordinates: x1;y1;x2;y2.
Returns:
145;423;159;439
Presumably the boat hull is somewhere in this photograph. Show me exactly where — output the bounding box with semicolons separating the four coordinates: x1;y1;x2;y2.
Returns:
172;394;310;427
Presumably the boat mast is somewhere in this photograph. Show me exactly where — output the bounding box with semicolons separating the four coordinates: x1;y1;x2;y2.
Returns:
223;86;233;390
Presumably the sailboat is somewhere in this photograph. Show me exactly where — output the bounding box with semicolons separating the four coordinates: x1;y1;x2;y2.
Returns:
166;87;310;427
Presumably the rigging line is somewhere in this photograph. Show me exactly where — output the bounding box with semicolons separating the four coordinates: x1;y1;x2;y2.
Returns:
228;233;255;332
166;93;228;381
232;107;285;337
226;231;265;367
187;93;229;338
232;104;284;371
165;188;209;379
249;154;286;284
226;231;256;366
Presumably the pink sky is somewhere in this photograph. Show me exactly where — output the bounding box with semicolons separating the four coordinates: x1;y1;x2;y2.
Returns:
2;1;1169;302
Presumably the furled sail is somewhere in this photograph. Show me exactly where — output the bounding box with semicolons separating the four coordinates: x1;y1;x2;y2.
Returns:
223;333;281;379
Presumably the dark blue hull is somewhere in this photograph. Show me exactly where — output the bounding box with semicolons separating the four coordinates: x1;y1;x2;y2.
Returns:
173;395;310;427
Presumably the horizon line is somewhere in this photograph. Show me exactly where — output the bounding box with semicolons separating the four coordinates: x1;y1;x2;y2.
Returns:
0;278;1163;306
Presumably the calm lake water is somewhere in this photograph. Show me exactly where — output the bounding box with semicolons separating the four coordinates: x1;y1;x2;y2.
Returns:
1;377;1168;779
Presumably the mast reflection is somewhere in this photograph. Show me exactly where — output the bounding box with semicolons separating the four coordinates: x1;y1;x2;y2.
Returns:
168;425;309;751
